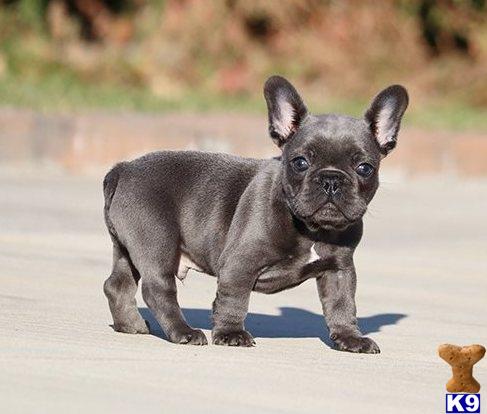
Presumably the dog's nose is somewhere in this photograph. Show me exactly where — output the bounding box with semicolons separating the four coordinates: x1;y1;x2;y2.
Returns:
322;174;341;196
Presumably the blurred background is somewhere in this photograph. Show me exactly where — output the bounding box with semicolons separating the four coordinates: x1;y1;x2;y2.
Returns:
0;0;486;174
1;0;487;112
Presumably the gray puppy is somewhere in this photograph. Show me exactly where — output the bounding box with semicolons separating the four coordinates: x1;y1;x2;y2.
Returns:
103;76;408;353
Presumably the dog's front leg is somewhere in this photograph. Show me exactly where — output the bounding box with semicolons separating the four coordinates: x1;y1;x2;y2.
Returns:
212;262;256;347
316;247;380;354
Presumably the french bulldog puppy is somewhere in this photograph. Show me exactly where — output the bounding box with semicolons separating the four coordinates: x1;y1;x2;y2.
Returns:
103;76;408;353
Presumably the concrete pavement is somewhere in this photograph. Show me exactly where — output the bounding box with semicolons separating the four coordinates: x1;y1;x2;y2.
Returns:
1;169;486;413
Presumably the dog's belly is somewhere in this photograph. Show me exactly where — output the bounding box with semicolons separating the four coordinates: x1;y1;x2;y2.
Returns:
176;244;320;291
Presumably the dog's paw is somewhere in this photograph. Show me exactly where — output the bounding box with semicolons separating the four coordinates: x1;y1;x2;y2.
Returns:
331;332;380;354
113;319;151;335
170;328;208;345
212;330;255;347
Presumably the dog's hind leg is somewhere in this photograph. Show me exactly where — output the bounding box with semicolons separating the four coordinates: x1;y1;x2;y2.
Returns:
103;165;148;334
125;218;207;345
104;242;150;334
138;253;208;345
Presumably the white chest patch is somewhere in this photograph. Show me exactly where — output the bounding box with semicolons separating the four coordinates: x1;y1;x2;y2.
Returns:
306;243;320;264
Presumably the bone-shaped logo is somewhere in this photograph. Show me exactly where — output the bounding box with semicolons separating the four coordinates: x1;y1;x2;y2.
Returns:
438;344;485;393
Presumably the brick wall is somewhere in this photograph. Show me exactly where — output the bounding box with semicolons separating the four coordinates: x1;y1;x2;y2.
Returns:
1;109;485;176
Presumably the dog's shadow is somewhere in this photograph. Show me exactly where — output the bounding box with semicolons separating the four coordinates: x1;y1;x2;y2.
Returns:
138;307;406;347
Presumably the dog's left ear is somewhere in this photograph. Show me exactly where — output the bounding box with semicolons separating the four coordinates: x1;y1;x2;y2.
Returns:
365;85;409;155
264;76;308;148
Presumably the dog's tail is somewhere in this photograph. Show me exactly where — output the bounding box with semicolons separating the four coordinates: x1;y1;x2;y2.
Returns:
103;163;124;244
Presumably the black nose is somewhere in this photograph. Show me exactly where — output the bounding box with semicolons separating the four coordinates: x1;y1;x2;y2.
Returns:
322;174;341;196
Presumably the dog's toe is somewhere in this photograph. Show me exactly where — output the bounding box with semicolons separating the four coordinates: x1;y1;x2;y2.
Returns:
212;330;255;347
172;329;208;345
332;333;380;354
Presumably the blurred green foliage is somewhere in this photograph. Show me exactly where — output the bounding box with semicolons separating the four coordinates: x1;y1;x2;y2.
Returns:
0;0;486;130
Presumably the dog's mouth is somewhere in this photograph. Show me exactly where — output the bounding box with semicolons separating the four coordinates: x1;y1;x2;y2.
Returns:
298;202;360;231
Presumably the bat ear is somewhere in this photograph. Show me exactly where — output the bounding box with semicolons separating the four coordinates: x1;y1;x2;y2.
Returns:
264;76;308;148
364;85;409;156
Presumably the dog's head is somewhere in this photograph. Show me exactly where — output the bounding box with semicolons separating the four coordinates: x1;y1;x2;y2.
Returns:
264;76;408;231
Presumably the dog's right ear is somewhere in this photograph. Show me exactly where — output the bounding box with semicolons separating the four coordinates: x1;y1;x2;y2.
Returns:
264;76;308;148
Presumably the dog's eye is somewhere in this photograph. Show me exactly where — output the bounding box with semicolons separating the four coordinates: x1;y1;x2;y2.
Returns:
356;163;374;177
291;157;309;172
